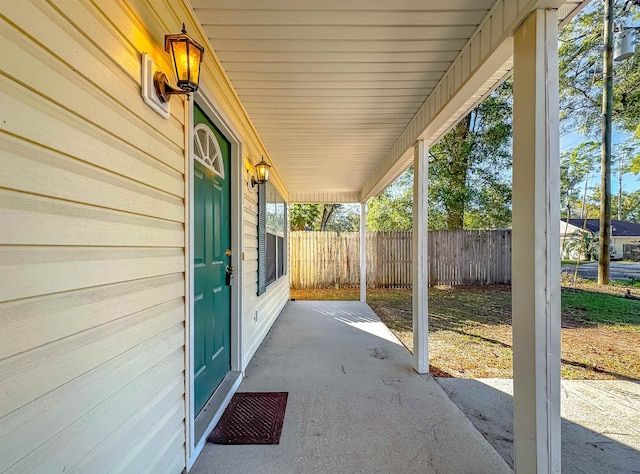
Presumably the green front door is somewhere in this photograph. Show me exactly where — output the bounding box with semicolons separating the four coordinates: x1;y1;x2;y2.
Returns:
193;104;231;415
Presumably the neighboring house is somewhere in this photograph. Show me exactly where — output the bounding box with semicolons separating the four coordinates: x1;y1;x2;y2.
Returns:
561;219;640;260
0;1;588;473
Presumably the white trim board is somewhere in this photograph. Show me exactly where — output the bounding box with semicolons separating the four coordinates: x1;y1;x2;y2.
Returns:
185;87;245;471
191;371;242;468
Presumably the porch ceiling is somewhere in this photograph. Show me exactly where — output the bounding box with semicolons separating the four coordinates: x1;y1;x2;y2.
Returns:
190;0;588;203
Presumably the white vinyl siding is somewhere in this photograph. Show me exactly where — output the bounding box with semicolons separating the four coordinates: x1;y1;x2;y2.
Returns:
1;0;290;471
242;173;290;367
0;0;187;472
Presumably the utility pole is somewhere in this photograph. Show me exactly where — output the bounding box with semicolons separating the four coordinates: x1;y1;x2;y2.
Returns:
598;0;614;285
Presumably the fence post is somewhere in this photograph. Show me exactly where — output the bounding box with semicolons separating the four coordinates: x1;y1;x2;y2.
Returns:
360;203;367;302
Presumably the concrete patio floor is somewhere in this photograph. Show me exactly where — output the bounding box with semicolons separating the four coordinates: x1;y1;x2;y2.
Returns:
191;301;511;473
438;378;640;473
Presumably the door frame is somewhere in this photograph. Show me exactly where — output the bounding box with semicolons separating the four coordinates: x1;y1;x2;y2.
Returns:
185;86;244;470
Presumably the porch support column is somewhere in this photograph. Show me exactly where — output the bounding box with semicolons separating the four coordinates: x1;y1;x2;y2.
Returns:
412;139;428;374
512;9;561;474
360;202;367;302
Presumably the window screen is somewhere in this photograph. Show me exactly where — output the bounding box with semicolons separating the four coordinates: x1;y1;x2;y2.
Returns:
277;236;285;278
266;233;277;286
258;181;287;294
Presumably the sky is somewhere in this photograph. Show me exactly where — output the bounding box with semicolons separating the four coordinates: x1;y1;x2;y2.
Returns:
560;129;640;195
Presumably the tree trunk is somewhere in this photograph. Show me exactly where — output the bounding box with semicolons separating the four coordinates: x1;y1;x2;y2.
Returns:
319;204;337;231
444;115;472;230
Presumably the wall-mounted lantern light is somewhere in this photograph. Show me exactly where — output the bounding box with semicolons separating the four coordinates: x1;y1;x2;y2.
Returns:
154;23;205;102
250;157;272;188
141;23;205;118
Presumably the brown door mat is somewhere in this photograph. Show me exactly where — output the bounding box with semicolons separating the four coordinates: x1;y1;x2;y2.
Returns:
208;392;288;445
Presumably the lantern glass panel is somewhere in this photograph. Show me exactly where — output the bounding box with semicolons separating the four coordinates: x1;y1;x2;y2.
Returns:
257;163;270;183
187;42;201;86
170;39;189;83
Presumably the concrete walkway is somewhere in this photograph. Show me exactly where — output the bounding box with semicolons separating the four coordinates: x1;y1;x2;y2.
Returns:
437;378;640;473
192;301;511;474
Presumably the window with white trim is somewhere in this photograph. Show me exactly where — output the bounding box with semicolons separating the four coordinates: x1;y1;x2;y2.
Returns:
258;182;287;295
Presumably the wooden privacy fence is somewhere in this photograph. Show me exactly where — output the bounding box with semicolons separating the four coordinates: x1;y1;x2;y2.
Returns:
289;230;512;289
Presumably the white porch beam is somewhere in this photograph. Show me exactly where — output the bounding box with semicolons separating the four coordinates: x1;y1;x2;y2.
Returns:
359;0;589;203
512;9;561;474
412;140;428;374
289;191;361;204
360;202;367;303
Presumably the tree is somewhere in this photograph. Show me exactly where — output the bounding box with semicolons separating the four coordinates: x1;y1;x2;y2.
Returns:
324;205;359;232
367;81;513;232
574;185;602;220
559;2;640;136
559;2;639;281
428;79;513;229
560;141;599;218
613;189;640;222
290;204;321;231
622;139;640;175
564;230;597;261
559;1;640;176
318;204;338;231
289;203;359;232
462;182;512;229
366;167;414;231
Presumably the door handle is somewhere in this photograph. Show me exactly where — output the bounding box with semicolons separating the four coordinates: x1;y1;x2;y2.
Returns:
225;265;234;286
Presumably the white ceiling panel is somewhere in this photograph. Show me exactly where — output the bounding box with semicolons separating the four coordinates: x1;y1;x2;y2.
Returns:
197;0;496;10
197;10;488;26
202;25;479;41
217;51;460;63
231;80;439;90
191;0;495;199
222;62;452;73
211;39;469;53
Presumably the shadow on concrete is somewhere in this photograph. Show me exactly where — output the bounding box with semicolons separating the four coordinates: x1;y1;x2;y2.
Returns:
307;301;455;377
436;378;640;473
193;301;512;474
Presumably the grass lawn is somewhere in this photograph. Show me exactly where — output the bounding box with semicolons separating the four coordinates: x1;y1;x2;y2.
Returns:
290;285;640;380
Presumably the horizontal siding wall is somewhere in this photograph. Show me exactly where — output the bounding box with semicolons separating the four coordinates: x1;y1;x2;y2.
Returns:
1;0;291;471
241;169;290;369
0;0;187;472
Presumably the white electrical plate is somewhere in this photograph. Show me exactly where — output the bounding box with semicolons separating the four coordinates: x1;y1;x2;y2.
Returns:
141;53;170;119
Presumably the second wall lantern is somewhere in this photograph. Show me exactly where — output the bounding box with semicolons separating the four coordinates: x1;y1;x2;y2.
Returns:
251;157;272;188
